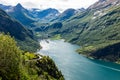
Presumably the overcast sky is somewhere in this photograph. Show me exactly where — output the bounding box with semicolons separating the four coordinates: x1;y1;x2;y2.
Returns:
0;0;98;11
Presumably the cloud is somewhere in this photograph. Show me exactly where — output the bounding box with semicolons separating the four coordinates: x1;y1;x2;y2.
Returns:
0;0;98;11
22;2;39;8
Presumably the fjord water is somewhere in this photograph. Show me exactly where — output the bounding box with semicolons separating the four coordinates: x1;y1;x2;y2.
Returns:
38;40;120;80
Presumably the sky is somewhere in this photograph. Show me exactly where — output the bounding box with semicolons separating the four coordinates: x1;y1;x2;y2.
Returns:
0;0;98;12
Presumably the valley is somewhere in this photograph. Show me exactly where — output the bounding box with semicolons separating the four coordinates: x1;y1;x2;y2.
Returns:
0;0;120;80
33;0;120;63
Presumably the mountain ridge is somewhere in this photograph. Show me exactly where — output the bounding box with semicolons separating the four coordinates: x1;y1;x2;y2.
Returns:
88;0;120;10
34;0;120;62
0;8;39;52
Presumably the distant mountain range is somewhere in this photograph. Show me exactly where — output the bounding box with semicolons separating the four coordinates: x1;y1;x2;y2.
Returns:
0;4;12;10
0;3;85;27
52;8;85;22
0;3;59;26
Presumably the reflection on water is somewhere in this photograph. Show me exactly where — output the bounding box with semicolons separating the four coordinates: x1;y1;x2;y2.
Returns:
38;39;120;80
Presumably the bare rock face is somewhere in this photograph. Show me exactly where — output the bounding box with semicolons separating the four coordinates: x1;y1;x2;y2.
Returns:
99;0;106;2
88;0;120;10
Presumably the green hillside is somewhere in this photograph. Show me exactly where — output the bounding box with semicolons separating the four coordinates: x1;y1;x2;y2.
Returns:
0;8;64;80
0;34;64;80
37;4;120;62
64;5;120;62
0;8;39;52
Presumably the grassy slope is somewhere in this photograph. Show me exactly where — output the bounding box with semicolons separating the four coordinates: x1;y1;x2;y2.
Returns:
36;5;120;62
61;5;120;44
64;5;120;62
0;8;40;52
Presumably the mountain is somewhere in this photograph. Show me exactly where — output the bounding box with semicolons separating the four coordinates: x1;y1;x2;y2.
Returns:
65;3;120;62
0;4;12;10
6;3;36;27
0;8;31;40
52;9;77;21
0;4;60;26
0;0;120;62
36;0;120;62
33;8;85;31
52;8;82;22
0;8;39;52
78;8;86;12
28;8;60;22
88;0;120;10
36;8;60;21
28;8;41;18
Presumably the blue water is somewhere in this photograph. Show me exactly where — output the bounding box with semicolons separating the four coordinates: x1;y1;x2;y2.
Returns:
38;39;120;80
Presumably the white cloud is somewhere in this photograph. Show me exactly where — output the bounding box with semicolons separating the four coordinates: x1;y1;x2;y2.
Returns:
0;0;98;11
